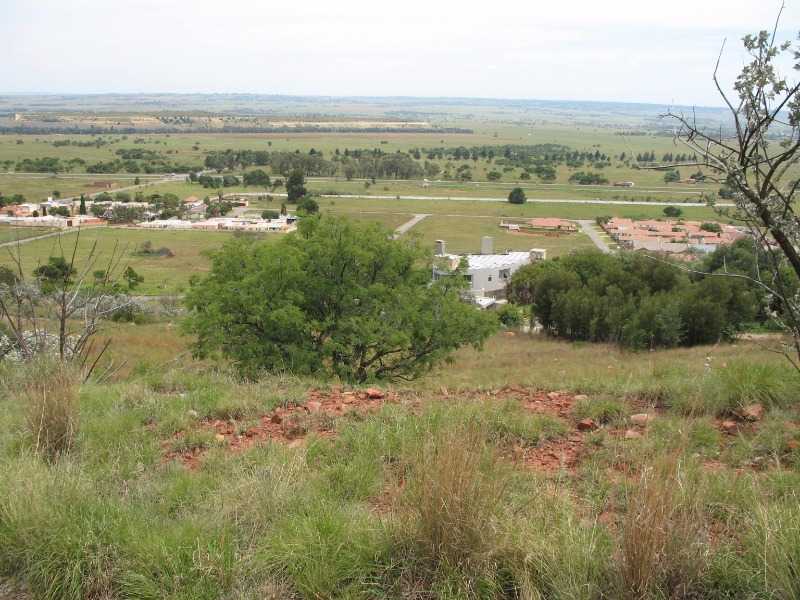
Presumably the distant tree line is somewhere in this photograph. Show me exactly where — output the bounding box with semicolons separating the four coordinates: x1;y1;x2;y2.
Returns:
13;155;201;174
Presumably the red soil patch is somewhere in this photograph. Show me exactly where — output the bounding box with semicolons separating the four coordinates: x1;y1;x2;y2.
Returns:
162;385;595;473
162;387;396;469
493;387;588;473
517;432;586;472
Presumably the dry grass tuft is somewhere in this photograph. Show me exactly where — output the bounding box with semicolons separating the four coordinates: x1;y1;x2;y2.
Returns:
402;424;507;573
19;362;80;461
620;453;709;599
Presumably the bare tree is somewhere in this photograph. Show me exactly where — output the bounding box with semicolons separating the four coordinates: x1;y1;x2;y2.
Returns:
0;229;136;379
661;7;800;370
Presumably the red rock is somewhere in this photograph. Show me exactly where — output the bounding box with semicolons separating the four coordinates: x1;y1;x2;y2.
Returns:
270;413;282;425
577;418;598;432
306;400;322;412
720;420;737;435
740;403;764;421
624;429;642;439
787;439;800;451
366;388;385;400
630;413;654;427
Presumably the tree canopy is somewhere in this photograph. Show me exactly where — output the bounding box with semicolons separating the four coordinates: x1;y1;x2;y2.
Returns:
183;215;497;381
508;187;527;204
509;250;758;349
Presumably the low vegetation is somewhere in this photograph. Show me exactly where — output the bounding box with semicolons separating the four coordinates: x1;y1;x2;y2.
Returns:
0;333;798;599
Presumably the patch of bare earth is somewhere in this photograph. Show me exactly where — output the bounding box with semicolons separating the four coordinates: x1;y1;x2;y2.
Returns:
162;387;396;468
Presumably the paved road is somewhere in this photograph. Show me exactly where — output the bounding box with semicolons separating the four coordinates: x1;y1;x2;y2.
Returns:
393;213;430;238
576;220;613;254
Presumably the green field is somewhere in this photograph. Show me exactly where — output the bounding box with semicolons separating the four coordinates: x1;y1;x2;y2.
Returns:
0;228;278;294
0;174;149;202
407;215;594;256
316;195;721;220
0;225;59;244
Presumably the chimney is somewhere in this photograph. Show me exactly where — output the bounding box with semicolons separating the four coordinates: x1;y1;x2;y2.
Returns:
481;236;494;255
435;240;446;256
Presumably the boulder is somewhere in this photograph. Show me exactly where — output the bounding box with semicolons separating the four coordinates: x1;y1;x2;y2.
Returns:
720;420;738;435
366;388;385;400
577;418;598;432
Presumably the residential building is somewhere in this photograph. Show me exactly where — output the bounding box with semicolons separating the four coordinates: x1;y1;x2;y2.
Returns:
433;237;546;305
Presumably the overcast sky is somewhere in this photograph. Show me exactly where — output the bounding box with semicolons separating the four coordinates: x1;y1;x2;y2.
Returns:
2;0;798;106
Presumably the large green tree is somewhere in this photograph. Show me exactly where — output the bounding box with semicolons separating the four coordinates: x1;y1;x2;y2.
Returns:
183;216;497;381
286;169;307;203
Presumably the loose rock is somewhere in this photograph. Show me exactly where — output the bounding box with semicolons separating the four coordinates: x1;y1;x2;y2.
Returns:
630;413;654;427
720;420;738;435
366;388;385;400
740;403;764;422
577;418;598;432
624;429;643;439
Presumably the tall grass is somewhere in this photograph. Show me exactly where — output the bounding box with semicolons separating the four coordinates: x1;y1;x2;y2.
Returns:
619;454;709;599
17;361;80;461
401;424;507;579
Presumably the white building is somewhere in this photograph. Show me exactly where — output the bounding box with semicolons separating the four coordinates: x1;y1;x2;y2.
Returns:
433;237;546;304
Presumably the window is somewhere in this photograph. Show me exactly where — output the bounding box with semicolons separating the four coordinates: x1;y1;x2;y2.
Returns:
487;275;493;282
500;268;511;279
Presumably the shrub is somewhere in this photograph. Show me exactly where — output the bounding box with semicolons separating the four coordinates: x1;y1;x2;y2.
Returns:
18;362;80;461
495;303;523;327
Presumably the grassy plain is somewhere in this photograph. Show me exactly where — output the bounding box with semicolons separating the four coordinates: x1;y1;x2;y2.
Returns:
1;329;799;598
0;228;275;294
408;215;594;256
0;225;59;244
0;174;147;201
